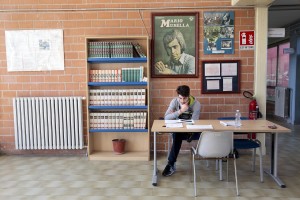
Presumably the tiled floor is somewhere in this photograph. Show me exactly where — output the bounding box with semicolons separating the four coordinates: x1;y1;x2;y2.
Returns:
0;121;300;199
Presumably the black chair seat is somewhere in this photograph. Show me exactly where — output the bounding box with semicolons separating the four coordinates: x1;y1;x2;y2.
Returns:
234;139;260;149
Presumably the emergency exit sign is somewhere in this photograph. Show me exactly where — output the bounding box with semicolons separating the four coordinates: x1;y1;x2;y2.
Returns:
239;30;255;50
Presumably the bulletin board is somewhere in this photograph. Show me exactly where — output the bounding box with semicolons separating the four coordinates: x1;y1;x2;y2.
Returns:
202;60;240;94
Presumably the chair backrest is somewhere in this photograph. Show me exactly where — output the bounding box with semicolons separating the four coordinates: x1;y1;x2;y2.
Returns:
196;131;233;158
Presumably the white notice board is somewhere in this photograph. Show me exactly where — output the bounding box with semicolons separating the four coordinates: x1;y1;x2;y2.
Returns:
5;29;64;71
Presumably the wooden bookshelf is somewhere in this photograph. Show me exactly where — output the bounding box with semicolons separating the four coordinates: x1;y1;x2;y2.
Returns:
85;36;150;161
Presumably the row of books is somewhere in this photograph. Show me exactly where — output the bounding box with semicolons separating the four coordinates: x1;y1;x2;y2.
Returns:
89;112;147;129
89;89;146;106
89;66;144;82
88;41;146;58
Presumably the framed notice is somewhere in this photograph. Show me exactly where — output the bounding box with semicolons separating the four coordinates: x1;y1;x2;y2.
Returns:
202;60;240;94
151;12;199;78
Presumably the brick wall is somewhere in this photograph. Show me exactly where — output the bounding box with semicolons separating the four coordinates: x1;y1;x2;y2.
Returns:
0;0;255;154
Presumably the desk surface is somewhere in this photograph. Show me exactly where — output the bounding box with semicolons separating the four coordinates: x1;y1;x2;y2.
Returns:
151;119;291;133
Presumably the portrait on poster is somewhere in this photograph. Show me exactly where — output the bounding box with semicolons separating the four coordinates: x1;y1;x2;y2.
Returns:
151;12;199;78
203;11;234;54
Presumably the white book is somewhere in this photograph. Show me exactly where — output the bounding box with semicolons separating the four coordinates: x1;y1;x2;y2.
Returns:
103;113;109;129
99;70;104;82
119;113;124;129
142;112;147;129
141;89;146;106
115;114;120;129
115;90;119;106
120;89;125;106
96;70;100;82
133;112;137;129
96;89;101;105
126;90;131;105
89;113;96;129
130;112;135;129
89;89;95;105
111;112;116;129
111;90;116;106
108;112;112;129
100;113;104;128
133;89;138;106
117;69;122;82
130;89;135;105
96;113;101;128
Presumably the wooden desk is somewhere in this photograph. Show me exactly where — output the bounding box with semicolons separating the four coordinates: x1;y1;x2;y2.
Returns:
151;119;291;187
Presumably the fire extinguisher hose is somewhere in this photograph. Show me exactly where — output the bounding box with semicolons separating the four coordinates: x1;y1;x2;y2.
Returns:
243;91;254;99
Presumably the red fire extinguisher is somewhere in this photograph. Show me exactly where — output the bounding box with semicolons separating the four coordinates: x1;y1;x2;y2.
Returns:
243;91;259;119
249;98;258;120
243;91;259;139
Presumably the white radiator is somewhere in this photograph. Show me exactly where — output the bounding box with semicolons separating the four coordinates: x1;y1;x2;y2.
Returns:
13;97;84;150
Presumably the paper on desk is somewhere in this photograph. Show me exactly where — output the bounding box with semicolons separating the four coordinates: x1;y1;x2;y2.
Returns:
220;121;238;126
165;119;194;124
166;123;183;128
186;125;213;129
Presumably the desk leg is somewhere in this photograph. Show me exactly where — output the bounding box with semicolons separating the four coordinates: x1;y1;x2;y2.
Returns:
152;131;158;186
265;133;286;188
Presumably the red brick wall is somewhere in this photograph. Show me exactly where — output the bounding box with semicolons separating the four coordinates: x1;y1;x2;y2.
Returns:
0;1;255;154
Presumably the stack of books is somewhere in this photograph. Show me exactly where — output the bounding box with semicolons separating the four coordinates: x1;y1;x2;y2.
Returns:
88;41;146;58
89;89;146;106
89;66;144;82
89;112;147;129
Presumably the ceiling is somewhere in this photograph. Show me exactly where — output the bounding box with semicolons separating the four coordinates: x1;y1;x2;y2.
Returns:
268;0;300;28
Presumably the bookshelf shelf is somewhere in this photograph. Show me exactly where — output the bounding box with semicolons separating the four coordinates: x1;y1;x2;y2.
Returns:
86;36;150;161
87;57;147;63
90;129;148;133
88;82;147;87
89;105;148;110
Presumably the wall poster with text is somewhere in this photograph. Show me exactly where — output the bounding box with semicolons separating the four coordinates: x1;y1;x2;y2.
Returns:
203;11;234;54
151;12;199;78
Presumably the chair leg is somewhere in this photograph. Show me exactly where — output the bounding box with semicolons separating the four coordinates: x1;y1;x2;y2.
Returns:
233;155;239;196
192;155;197;197
258;146;264;182
226;157;229;181
252;148;256;172
219;159;223;181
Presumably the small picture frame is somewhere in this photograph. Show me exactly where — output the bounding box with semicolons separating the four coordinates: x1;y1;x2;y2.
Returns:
202;60;240;94
151;12;199;78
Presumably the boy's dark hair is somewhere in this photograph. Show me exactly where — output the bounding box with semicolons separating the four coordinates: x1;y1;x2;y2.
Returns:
176;85;190;97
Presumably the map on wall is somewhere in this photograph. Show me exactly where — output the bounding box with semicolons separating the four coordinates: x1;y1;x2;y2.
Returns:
5;29;64;71
203;11;234;54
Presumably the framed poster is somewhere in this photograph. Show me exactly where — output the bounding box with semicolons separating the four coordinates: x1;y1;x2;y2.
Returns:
151;12;199;78
203;11;234;54
202;60;240;94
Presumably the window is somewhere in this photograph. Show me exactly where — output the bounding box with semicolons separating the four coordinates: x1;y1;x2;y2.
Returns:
267;42;290;101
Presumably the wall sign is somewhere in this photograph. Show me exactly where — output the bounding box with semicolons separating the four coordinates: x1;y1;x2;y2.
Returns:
239;30;255;50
